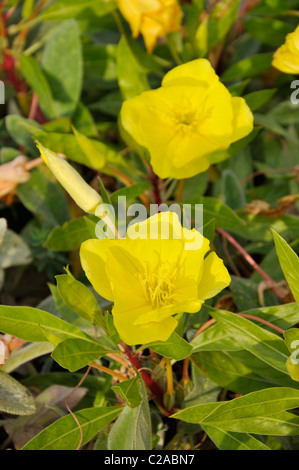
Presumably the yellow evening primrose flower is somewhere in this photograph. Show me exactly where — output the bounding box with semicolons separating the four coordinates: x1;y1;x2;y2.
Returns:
120;59;254;180
80;212;231;345
117;0;183;53
272;25;299;74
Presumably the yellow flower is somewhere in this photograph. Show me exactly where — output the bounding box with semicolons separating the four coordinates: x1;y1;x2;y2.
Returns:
120;59;254;179
117;0;183;53
37;142;102;214
272;25;299;74
80;212;231;345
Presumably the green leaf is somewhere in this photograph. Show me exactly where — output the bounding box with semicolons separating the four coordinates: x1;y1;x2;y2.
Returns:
22;406;123;450
112;377;142;409
19;54;55;119
221;169;246;210
240;303;299;332
0;229;31;268
191;323;240;353
56;273;104;326
51;336;115;372
192;350;297;394
16;168;70;227
37;0;117;23
44;215;97;251
110;182;151;202
254;114;299;144
117;35;149;100
208;0;239;48
272;229;299;304
72;126;106;169
244;89;277;112
173;387;299;436
207;307;289;374
6;115;42;154
244;18;293;47
0;371;36;416
146;332;193;361
108;379;151;450
0;305;90;343
42;20;82;117
35;132;126;172
202;218;216;245
221;53;273;82
185;196;245;229
202;425;270;450
1;342;53;373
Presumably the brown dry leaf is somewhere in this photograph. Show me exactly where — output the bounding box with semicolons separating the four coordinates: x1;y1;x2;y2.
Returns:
243;195;299;218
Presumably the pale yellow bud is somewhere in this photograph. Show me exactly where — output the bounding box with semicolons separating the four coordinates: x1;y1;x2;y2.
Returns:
36;142;102;214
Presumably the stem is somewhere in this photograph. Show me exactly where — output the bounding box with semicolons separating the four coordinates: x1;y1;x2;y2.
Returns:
166;358;174;395
182;357;189;383
122;343;172;416
89;363;129;382
217;228;273;283
149;168;162;205
217;228;287;301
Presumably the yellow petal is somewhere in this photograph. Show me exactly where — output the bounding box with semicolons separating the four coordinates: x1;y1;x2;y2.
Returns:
162;59;219;88
114;313;178;346
231;97;254;143
117;0;142;37
80;239;117;301
198;252;231;300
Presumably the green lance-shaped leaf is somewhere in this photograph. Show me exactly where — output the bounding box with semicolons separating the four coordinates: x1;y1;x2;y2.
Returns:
117;35;149;100
22;406;123;450
112;376;142;409
44;215;98;252
207;306;290;375
201;425;270;451
56;272;105;328
272;229;299;304
51;336;117;372
0;370;36;416
72;126;105;169
145;332;193;361
173;387;299;435
0;305;91;344
19;55;56;119
221;53;273;82
41;19;83;118
108;378;151;450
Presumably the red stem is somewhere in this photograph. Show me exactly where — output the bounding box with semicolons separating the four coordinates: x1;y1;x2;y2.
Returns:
122;343;171;416
217;228;273;283
194;313;284;338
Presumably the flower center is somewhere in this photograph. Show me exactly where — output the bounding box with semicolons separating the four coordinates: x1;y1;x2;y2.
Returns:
174;110;198;135
139;264;176;307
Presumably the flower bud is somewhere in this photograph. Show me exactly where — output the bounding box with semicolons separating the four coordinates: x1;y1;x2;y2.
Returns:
36;142;102;214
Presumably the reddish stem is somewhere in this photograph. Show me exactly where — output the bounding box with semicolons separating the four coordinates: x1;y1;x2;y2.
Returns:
122;343;171;416
194;313;284;338
217;228;273;283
